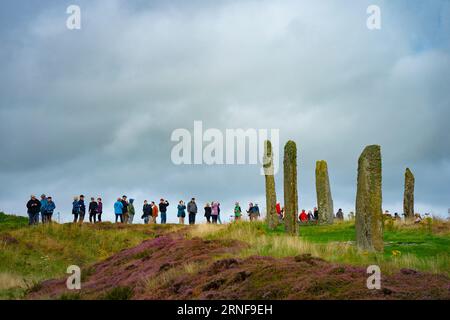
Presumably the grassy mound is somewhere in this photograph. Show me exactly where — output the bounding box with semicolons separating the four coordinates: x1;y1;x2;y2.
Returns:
0;212;28;232
0;218;182;299
189;220;450;275
0;213;449;300
27;227;450;300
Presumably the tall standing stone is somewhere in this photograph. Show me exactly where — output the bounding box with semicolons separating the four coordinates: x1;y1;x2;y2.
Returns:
284;140;298;235
315;160;334;224
355;145;383;252
264;140;278;230
403;168;415;220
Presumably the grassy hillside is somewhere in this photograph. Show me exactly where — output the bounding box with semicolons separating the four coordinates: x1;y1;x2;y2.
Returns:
0;212;449;300
0;214;182;299
190;220;450;275
0;212;28;232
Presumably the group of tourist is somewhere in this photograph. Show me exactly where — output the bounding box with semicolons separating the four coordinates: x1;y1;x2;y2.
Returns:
383;210;430;224
27;194;428;226
26;194;264;225
71;195;103;223
26;194;56;225
176;200;260;225
277;205;346;223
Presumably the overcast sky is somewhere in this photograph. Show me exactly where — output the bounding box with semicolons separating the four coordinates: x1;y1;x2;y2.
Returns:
0;0;449;222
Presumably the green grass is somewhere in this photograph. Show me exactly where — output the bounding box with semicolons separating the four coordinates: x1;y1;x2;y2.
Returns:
0;212;28;232
0;218;178;299
190;220;450;276
1;212;449;300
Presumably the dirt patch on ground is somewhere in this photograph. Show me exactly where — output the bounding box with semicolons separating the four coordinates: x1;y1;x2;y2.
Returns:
28;235;450;300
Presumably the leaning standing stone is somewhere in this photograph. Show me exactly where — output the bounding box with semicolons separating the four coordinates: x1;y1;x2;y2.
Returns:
264;140;278;230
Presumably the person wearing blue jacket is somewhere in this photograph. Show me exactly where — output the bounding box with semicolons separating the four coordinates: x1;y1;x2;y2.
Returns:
72;196;81;223
114;198;124;223
177;200;186;224
40;194;48;224
44;196;56;223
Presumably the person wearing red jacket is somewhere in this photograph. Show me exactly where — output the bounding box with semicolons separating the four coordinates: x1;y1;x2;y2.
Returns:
276;203;281;215
299;209;308;223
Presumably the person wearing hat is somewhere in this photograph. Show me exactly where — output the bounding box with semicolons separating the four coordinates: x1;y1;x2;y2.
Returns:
26;195;41;225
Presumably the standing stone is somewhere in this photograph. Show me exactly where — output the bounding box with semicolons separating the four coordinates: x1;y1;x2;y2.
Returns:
403;168;415;220
264;140;278;230
315;160;334;224
355;145;383;252
283;140;298;235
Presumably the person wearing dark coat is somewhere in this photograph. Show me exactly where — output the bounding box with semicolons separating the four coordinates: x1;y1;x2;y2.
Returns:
121;195;129;224
313;207;319;223
204;203;212;223
89;197;98;223
142;200;152;224
78;195;86;223
26;195;41;225
96;198;103;222
159;199;169;224
187;198;198;225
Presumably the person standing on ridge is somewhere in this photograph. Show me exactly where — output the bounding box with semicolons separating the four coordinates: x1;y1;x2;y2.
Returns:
40;194;48;224
187;198;198;225
89;197;98;223
45;196;56;223
121;195;129;224
234;202;242;221
204;203;212;223
151;201;159;224
96;198;103;222
72;196;80;223
177;200;186;224
211;201;219;224
142;200;152;224
253;203;260;221
78;195;86;223
159;199;169;224
26;195;41;226
114;198;124;223
217;202;222;224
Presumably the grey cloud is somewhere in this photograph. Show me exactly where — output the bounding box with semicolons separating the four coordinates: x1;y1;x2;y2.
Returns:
0;0;449;221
